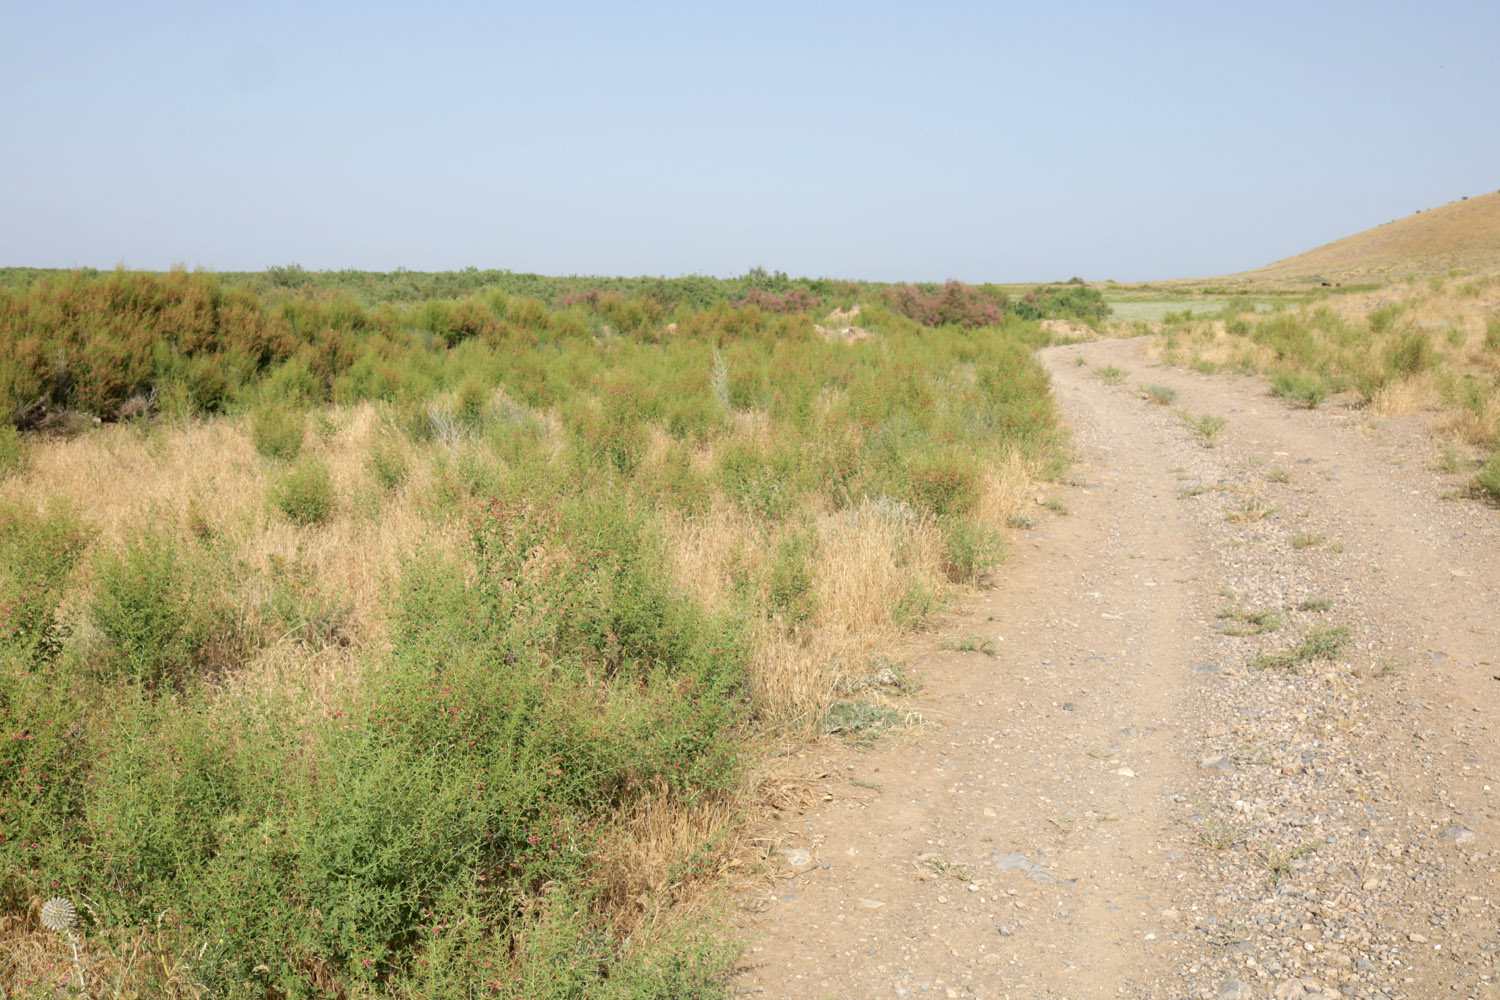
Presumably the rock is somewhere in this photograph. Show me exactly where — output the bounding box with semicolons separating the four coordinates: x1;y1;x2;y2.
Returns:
1201;753;1237;773
991;852;1055;884
1219;979;1253;1000
1355;958;1376;972
1114;767;1137;778
1408;932;1427;943
1439;826;1476;846
858;898;885;908
1275;981;1310;999
784;848;812;868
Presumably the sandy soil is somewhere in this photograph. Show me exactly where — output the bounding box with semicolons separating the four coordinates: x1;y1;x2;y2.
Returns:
733;336;1499;1000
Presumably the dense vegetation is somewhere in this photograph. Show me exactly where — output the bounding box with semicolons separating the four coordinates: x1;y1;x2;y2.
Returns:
0;269;1078;996
0;268;1105;427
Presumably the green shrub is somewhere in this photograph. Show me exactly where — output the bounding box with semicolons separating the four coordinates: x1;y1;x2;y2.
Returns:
940;516;1006;585
1368;303;1406;334
892;581;940;629
90;532;197;688
0;500;89;662
1269;370;1329;408
1474;450;1500;501
906;452;981;517
249;403;305;460
716;441;795;522
269;457;336;526
767;531;818;628
1383;329;1434;378
456;375;489;426
366;436;409;491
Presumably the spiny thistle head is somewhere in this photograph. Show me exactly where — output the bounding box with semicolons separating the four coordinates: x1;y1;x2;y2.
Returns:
41;896;77;932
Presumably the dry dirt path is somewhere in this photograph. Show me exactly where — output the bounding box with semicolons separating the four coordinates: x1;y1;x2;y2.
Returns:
733;336;1500;1000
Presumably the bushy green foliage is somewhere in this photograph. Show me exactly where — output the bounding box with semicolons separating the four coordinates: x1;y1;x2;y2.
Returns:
1475;450;1500;501
269;457;336;525
366;436;410;491
89;532;198;688
767;530;818;628
1269;370;1329;408
906;451;982;517
1010;280;1110;323
249;402;305;459
940;516;1007;585
0;500;89;662
1383;329;1434;377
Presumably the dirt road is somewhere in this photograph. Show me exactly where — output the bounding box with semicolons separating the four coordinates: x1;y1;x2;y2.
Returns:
734;336;1500;1000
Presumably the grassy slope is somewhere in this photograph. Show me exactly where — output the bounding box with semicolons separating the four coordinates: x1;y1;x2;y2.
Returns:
1212;191;1500;290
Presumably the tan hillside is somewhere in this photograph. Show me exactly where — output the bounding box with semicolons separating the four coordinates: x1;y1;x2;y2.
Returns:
1236;189;1500;287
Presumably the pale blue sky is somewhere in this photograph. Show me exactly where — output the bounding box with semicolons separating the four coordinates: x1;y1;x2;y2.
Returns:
3;1;1496;282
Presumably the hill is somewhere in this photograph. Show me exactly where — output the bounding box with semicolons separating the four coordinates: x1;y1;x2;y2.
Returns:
1233;190;1500;288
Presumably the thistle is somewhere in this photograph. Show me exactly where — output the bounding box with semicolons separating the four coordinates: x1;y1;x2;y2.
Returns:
41;895;84;992
40;896;77;932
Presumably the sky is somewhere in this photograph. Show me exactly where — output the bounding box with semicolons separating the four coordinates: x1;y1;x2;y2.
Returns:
3;1;1497;283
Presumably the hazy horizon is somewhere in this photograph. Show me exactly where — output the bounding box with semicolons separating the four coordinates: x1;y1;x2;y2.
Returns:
5;1;1497;283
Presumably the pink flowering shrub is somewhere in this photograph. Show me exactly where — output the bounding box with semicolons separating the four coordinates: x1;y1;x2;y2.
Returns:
883;280;1005;328
732;287;824;314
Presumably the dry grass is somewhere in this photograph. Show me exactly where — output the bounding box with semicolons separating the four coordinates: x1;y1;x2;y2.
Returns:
0;898;206;1000
0;403;463;708
1155;269;1500;457
1244;191;1500;287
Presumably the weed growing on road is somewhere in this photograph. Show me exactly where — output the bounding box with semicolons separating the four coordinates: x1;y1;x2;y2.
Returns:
1048;816;1075;835
1265;466;1291;483
825;700;911;743
1252;625;1352;671
1179;410;1227;446
1176;485;1210;499
1297;596;1334;613
918;854;973;882
1206;922;1249;948
1290;532;1325;549
1142;384;1177;405
1197;819;1249;851
1254;839;1326;886
1226;497;1278;523
941;635;997;656
1217;606;1283;636
1043;496;1069;514
1093;365;1128;384
1007;513;1038;529
1435;448;1464;474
